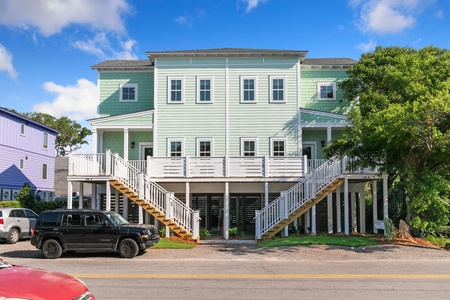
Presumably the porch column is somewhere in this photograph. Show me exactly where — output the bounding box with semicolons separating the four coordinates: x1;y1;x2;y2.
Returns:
67;181;73;209
115;189;120;212
336;186;342;233
304;210;310;233
123;197;129;221
344;177;349;235
359;184;366;233
264;181;269;207
79;183;84;209
383;174;389;218
311;206;316;234
327;193;333;234
91;183;97;209
372;180;378;233
91;128;97;154
105;181;111;211
224;182;230;240
327;127;332;143
123;128;129;161
185;182;190;209
351;191;357;232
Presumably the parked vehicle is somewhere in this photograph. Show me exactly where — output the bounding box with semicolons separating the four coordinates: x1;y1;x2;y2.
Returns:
0;207;38;244
31;209;160;259
0;257;95;299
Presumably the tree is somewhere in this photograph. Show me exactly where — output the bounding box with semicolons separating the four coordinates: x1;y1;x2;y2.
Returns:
326;46;450;234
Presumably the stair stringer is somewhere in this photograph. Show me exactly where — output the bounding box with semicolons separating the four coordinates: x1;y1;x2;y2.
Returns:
110;179;192;240
259;178;344;241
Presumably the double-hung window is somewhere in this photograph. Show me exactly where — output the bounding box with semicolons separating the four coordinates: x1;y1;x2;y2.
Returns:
168;139;184;157
197;139;213;156
241;138;257;156
120;83;138;102
43;132;48;149
318;82;336;100
197;77;213;103
270;76;286;102
270;138;287;156
42;164;48;180
20;124;25;136
19;158;24;170
168;77;184;103
241;77;256;103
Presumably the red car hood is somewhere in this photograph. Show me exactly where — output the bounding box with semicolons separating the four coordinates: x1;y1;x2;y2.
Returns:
0;265;94;300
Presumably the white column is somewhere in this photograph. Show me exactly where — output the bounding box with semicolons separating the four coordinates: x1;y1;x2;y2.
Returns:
359;184;366;233
327;193;333;234
185;182;190;209
327;127;332;143
264;181;269;207
344;178;349;235
224;182;230;240
91;183;97;209
123;128;129;161
115;189;120;213
305;210;310;233
79;183;84;209
123;197;129;220
351;191;357;232
67;181;73;209
336;186;342;233
383;175;389;218
311;206;316;234
106;182;111;211
372;180;378;233
91;128;98;154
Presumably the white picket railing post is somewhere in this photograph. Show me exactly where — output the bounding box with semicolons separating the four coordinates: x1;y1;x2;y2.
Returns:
138;173;144;200
191;210;200;240
105;150;111;175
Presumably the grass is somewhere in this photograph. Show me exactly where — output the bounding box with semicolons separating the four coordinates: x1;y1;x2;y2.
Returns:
151;238;196;249
258;235;380;248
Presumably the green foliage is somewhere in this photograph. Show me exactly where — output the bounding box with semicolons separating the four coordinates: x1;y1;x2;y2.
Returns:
200;229;211;238
0;201;22;208
33;200;66;214
425;233;447;248
258;235;379;248
16;184;36;211
383;217;398;240
151;239;196;249
228;227;239;239
327;46;450;233
159;227;166;237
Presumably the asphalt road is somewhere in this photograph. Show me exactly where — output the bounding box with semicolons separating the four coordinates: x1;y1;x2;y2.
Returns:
2;240;450;299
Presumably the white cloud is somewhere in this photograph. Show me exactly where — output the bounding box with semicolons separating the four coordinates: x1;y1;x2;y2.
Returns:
351;0;434;34
356;40;377;52
435;9;444;19
0;0;130;36
241;0;269;13
33;79;97;121
174;9;206;27
73;32;138;60
0;44;18;79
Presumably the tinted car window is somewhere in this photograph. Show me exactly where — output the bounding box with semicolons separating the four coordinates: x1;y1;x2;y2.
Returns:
85;214;108;226
38;213;59;226
62;214;82;226
11;209;26;218
0;211;3;217
24;209;38;219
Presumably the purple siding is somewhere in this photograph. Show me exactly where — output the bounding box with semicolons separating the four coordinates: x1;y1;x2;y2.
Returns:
0;108;58;197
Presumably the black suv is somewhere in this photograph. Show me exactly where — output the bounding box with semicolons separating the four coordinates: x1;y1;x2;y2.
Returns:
31;209;159;259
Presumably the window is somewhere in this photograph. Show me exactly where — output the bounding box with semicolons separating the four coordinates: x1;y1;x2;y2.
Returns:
270;77;286;102
241;77;256;103
19;158;24;169
241;138;257;156
168;139;183;157
120;83;138;102
318;82;336;100
197;139;213;156
197;77;213;103
271;138;287;156
43;132;48;149
20;124;25;135
168;77;184;103
42;164;48;180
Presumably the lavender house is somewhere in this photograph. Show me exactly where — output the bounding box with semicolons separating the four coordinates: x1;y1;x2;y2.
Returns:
0;108;58;201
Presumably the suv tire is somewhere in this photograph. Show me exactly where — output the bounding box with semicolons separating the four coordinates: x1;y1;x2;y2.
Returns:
118;238;139;258
6;228;19;244
42;239;63;259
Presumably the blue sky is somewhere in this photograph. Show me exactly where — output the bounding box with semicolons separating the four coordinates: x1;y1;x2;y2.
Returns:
0;0;448;149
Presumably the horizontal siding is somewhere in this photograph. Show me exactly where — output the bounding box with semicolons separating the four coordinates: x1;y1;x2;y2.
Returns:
98;71;154;117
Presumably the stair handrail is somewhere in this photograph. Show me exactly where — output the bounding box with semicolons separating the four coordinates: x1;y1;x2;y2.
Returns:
255;156;343;239
107;151;197;238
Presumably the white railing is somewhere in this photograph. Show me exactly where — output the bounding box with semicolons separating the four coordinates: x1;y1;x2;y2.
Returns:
69;151;199;239
255;156;343;239
147;156;306;178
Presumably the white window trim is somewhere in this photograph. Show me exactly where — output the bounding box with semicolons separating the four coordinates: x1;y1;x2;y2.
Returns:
240;138;258;156
42;164;48;180
196;138;214;156
270;76;287;103
317;82;336;100
167;138;184;157
20;124;26;136
43;132;48;150
270;138;287;156
168;77;184;103
196;77;214;103
19;158;24;170
240;76;257;103
119;83;138;102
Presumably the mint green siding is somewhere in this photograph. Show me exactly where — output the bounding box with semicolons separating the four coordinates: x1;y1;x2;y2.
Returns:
129;131;153;160
103;132;124;156
300;69;350;114
98;71;154;117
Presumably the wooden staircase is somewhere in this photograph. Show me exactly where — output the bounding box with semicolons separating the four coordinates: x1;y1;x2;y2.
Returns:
259;178;344;240
110;179;191;239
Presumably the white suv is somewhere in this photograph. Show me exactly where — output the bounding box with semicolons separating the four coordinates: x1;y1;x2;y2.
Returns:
0;208;38;244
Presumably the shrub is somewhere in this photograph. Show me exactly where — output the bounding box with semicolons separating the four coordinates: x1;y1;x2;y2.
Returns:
200;229;211;238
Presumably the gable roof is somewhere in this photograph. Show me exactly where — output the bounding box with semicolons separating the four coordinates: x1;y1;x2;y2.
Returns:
91;60;153;71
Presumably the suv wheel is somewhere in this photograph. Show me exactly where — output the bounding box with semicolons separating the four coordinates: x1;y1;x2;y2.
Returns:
118;238;139;258
6;228;19;244
42;239;63;259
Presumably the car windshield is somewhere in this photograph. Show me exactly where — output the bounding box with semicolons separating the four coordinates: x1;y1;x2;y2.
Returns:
0;258;12;269
105;212;130;226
